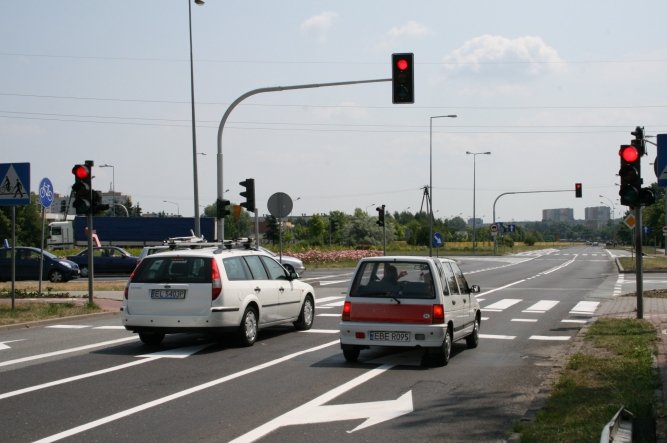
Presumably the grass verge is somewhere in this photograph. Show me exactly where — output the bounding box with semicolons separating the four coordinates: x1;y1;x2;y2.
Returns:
516;317;660;442
0;301;101;326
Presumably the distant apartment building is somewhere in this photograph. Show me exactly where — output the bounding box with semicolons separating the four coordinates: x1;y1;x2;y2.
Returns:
542;208;574;223
584;206;611;229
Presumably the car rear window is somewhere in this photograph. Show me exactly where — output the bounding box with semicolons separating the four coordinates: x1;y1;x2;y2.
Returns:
132;256;211;284
349;261;435;299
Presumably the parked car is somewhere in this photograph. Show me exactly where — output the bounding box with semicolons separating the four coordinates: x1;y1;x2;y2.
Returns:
0;246;80;282
122;245;315;346
339;256;481;366
258;246;306;275
67;246;139;277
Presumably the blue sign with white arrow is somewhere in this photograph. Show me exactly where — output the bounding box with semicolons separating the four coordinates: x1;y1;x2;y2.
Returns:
0;163;30;206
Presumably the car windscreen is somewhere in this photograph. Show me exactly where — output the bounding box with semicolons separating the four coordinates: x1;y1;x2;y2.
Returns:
349;261;435;299
131;256;211;284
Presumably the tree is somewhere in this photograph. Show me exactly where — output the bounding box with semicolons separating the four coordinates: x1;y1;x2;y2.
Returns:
0;194;44;247
307;214;327;245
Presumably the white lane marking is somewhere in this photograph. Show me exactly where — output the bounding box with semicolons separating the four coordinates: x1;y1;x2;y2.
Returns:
569;301;600;316
302;329;339;334
321;300;345;308
482;299;522;312
529;335;571;341
93;326;126;330
561;319;588;324
230;363;410;442
0;337;137;368
522;300;559;314
319;280;349;287
0;344;210;400
0;339;25;350
511;318;538;323
479;334;515;340
33;340;340;443
316;296;345;304
477;280;526;297
46;325;90;329
317;313;341;317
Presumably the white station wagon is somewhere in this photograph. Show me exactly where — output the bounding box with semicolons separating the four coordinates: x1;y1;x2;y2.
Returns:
339;256;481;366
122;246;315;346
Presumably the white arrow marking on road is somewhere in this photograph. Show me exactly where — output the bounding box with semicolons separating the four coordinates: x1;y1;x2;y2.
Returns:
0;344;210;400
230;363;413;443
0;339;25;350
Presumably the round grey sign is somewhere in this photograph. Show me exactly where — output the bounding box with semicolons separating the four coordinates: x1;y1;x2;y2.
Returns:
267;192;293;218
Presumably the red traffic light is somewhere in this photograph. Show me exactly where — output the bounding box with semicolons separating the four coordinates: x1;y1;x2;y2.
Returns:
619;145;639;163
396;58;409;71
72;164;90;180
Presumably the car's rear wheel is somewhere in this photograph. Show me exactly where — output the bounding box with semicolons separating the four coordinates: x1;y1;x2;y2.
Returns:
80;266;89;277
466;317;480;349
238;306;258;347
293;296;314;330
433;328;452;366
343;349;360;363
139;332;164;346
48;269;65;283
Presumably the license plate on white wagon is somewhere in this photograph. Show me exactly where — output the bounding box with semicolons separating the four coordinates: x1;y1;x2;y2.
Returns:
151;289;187;299
369;331;410;342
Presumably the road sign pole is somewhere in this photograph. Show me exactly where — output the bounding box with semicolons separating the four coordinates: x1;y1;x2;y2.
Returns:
635;205;643;319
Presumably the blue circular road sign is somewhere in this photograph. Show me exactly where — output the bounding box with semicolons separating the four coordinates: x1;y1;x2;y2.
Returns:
39;177;54;208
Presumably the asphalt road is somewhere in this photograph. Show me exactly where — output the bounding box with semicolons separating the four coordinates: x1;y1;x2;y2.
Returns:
0;246;643;442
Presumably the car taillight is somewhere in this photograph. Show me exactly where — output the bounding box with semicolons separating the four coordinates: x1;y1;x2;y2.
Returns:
124;263;141;300
432;304;445;324
211;259;222;300
342;301;351;321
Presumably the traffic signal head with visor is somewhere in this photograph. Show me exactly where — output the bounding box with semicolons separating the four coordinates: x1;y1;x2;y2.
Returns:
71;164;92;215
392;53;414;104
239;178;255;212
618;144;641;207
376;205;386;227
575;183;582;198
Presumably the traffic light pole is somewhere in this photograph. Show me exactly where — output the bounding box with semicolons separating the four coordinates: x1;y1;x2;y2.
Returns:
635;205;644;318
216;78;390;242
492;189;574;255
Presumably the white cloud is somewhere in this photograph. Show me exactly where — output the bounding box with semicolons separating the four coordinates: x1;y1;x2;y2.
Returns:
443;34;566;79
388;20;432;39
300;11;338;42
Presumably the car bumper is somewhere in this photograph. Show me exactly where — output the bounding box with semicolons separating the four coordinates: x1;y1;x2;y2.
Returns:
339;321;447;348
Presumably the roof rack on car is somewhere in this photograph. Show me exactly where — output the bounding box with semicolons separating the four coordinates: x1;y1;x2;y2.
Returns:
221;238;254;250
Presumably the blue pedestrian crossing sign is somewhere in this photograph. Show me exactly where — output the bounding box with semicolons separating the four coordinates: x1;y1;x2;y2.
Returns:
0;163;30;206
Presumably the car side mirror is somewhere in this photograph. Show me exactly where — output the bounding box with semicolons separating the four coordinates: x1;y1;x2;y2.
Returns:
470;284;481;293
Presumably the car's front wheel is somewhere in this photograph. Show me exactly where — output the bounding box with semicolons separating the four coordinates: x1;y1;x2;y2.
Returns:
48;269;65;283
238;306;258;347
293;296;314;330
79;266;89;277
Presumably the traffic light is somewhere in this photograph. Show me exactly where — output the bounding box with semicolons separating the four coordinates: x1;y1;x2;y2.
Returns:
376;205;385;227
216;198;230;218
71;163;92;215
239;178;255;212
92;190;109;215
619;144;641;207
631;126;645;156
392;53;414;104
575;183;582;198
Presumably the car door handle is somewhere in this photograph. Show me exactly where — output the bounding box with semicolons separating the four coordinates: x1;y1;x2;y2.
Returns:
254;287;261;293
452;301;456;305
279;287;285;293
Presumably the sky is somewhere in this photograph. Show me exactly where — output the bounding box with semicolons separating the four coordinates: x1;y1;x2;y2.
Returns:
2;0;667;224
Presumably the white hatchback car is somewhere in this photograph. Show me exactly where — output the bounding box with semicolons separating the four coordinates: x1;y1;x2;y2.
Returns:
339;256;481;366
122;246;315;346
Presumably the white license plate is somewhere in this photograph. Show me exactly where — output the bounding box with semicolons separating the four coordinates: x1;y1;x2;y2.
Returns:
151;289;187;299
369;331;410;342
